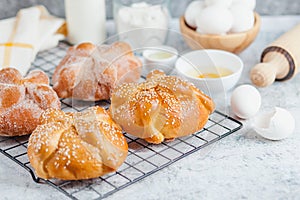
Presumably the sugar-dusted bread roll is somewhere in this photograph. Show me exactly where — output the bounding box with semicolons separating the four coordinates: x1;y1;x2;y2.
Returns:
0;68;60;136
27;107;128;180
52;42;142;101
110;70;215;144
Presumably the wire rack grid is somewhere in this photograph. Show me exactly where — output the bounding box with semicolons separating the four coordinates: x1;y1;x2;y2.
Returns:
0;42;243;200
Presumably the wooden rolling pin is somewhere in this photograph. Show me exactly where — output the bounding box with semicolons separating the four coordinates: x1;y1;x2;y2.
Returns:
250;23;300;87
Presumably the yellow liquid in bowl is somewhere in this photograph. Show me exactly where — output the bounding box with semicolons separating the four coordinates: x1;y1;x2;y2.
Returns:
191;67;233;78
149;52;173;59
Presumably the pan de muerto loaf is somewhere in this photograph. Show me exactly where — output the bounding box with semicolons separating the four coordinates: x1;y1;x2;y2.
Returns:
110;70;215;144
52;42;142;101
0;68;60;136
27;107;128;180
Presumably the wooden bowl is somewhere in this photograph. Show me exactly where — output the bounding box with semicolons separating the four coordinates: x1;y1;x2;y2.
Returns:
179;12;261;54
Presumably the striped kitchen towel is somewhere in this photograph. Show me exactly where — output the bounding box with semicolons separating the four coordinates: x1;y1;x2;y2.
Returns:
0;6;65;75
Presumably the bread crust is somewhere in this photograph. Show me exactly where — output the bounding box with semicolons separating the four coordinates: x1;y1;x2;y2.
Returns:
52;42;142;101
110;70;215;144
27;107;128;180
0;68;60;136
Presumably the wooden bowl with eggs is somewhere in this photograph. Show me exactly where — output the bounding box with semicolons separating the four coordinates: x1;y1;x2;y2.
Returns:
179;12;261;54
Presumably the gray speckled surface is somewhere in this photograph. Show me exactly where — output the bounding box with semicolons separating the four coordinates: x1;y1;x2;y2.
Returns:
0;0;300;19
1;15;300;200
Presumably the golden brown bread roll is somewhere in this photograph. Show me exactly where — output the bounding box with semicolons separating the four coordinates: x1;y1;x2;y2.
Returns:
27;106;128;180
110;70;215;144
0;68;60;136
52;42;142;101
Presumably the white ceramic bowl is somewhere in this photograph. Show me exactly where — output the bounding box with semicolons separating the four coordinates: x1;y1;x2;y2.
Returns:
143;46;178;74
175;50;243;95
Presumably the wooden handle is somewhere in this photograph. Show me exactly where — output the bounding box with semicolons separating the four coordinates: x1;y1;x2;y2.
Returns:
251;63;277;87
251;48;291;87
251;23;300;87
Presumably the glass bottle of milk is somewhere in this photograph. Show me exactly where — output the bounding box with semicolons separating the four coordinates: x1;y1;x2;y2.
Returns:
65;0;106;44
113;0;170;48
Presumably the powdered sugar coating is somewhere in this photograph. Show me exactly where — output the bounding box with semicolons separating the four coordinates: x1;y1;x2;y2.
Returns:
52;42;142;101
0;68;61;136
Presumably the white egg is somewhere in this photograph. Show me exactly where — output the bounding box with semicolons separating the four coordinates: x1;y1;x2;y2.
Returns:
205;0;233;8
253;107;295;140
195;6;233;35
230;5;255;33
231;0;256;10
184;1;206;28
230;84;261;119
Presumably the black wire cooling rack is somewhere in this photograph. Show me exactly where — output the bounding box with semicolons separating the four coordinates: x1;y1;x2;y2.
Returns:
0;42;243;200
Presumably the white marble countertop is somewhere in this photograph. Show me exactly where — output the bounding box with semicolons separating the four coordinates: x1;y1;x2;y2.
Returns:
1;16;300;200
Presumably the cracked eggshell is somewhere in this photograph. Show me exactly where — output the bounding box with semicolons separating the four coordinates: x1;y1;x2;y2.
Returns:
253;107;295;140
230;5;255;33
232;0;256;10
205;0;233;8
196;5;233;35
230;84;261;119
184;1;206;28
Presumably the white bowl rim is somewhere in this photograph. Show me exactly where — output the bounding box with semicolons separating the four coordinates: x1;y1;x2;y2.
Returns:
143;46;178;62
175;49;244;81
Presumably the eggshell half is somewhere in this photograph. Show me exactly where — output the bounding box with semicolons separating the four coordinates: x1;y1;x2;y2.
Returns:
253;107;295;140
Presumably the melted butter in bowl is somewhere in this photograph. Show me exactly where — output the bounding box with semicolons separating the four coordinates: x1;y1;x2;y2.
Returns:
175;50;244;95
143;46;178;74
148;52;174;60
188;67;233;78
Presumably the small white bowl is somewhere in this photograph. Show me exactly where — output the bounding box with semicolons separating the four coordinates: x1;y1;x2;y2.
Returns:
175;50;243;95
143;46;178;74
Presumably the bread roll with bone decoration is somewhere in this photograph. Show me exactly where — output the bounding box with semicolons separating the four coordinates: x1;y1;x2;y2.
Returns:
52;42;142;101
27;107;128;180
110;70;215;144
0;68;60;136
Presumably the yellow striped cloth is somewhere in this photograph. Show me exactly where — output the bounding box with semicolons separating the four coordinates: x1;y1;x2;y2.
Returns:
0;6;65;75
